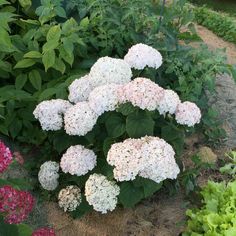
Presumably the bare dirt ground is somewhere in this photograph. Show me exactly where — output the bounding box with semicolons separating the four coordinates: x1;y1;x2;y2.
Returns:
43;25;236;236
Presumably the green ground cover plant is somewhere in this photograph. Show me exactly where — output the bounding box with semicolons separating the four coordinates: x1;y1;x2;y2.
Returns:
183;179;236;235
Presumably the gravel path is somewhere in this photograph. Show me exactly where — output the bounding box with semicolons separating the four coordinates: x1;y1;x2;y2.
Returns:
196;25;236;148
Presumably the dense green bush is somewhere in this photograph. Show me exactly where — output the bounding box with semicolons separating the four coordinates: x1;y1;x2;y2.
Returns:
183;180;236;235
0;0;234;147
193;5;236;44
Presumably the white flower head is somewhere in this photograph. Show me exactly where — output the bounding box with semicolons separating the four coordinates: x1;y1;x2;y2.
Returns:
121;77;164;111
60;145;97;176
89;56;132;87
157;89;181;115
175;101;201;127
88;84;122;116
64;102;98;136
38;161;59;191
33;99;72;131
107;139;144;181
85;174;120;214
58;185;82;212
68;74;94;103
124;43;163;70
139;136;180;183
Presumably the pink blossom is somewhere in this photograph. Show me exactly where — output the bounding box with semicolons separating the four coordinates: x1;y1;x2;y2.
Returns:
0;186;35;224
0;141;13;173
32;227;56;236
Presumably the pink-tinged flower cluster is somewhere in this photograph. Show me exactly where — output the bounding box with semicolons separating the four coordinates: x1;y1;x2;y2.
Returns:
107;136;180;183
119;77;164;110
32;227;56;236
0;141;13;173
175;101;201;127
124;43;163;70
0;185;34;224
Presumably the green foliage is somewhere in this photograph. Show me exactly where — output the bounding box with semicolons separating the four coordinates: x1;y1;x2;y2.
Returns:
220;151;236;177
193;5;236;44
183;180;236;236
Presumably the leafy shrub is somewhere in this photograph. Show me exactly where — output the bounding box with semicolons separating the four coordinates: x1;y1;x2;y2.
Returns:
183;180;236;236
220;151;236;177
193;5;236;44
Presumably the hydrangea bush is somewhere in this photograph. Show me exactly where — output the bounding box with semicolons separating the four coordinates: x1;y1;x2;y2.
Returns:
34;43;202;217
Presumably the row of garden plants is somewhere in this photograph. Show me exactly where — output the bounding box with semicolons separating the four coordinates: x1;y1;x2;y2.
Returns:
0;0;236;235
192;4;236;44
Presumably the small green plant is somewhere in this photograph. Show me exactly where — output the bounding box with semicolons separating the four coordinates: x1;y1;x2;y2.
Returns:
183;180;236;235
220;151;236;177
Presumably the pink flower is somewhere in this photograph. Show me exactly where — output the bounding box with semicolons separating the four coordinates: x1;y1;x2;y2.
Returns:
0;141;13;173
32;227;56;236
0;186;35;224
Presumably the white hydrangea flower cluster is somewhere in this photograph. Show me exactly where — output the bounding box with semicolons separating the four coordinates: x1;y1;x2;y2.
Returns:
38;161;59;191
107;136;180;183
175;101;201;127
60;145;97;176
88;84;122;116
124;43;163;70
68;75;94;103
64;102;98;136
89;56;132;87
107;139;144;181
58;185;82;212
85;174;120;214
33;99;72;131
157;89;181;115
120;77;164;110
139;136;180;183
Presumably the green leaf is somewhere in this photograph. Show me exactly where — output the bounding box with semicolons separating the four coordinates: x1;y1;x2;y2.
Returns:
119;182;144;208
39;88;58;101
117;103;137;116
19;0;31;9
42;40;59;52
126;111;154;138
23;51;42;59
52;57;66;74
0;178;32;190
47;25;61;42
105;113;125;138
42;50;55;71
0;216;18;236
133;177;163;198
9;119;22;138
29;70;41;90
79;17;89;28
60;46;74;66
17;224;33;236
14;59;35;69
15;74;27;90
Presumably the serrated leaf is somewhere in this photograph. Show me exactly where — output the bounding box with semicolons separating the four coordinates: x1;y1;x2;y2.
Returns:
15;74;27;90
42;50;55;71
119;182;144;208
29;70;41;90
14;59;35;69
105;113;125;138
17;224;33;236
47;25;61;42
52;57;66;74
42;40;59;52
39;88;58;101
126;111;154;138
23;51;42;59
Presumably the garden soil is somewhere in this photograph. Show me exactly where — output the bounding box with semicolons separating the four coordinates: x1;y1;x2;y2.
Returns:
36;25;236;236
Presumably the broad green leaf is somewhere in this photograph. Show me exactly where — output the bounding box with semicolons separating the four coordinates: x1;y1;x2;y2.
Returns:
0;0;9;6
46;25;61;42
15;74;27;90
9;119;22;138
52;57;66;74
23;51;42;59
39;88;58;101
0;216;18;236
60;46;74;66
80;17;89;28
29;70;41;90
119;182;144;208
14;59;35;69
105;113;125;138
42;40;59;52
117;103;137;116
19;0;31;9
126;111;154;138
42;50;55;71
17;224;33;236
